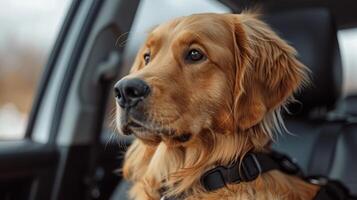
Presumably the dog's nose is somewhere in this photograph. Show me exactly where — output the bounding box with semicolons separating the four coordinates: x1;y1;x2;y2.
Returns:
114;78;150;108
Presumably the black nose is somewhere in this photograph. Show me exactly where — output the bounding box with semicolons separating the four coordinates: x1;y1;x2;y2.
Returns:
114;78;150;108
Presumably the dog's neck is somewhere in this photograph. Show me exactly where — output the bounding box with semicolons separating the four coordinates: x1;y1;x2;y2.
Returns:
123;128;319;199
123;128;275;198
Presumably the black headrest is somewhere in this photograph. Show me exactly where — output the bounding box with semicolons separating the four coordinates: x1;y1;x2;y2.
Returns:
264;8;343;114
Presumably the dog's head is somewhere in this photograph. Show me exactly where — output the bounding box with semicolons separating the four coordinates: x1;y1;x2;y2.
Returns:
114;13;307;147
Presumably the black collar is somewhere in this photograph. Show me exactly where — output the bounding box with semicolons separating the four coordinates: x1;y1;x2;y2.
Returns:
200;151;301;192
161;151;301;199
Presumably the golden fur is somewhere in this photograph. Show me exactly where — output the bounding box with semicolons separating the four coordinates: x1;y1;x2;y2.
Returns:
116;12;319;200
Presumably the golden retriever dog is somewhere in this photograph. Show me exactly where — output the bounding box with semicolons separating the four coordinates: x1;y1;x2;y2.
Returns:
114;12;319;200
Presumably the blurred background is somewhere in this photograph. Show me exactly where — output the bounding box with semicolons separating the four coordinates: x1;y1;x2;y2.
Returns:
0;0;71;139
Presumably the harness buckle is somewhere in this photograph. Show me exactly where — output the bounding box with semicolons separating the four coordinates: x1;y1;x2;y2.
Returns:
306;176;329;186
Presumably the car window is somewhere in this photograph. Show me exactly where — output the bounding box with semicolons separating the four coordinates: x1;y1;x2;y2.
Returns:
338;28;357;96
0;0;71;140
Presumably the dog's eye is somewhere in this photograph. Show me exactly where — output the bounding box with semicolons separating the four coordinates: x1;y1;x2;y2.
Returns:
186;49;205;62
143;53;150;65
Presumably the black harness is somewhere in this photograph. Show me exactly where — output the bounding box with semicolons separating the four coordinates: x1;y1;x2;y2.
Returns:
160;151;356;200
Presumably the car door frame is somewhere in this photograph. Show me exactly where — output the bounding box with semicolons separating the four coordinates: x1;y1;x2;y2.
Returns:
0;0;140;199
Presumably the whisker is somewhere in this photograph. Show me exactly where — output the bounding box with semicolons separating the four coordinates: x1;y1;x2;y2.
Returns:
115;32;130;47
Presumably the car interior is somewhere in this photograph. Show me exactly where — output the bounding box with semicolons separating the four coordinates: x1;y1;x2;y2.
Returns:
0;0;356;200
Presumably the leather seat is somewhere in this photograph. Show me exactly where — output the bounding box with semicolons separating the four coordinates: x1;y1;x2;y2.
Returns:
266;7;343;172
337;95;357;117
267;8;357;194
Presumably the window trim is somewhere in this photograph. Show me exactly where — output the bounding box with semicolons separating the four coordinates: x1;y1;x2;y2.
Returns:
48;0;104;144
25;0;81;139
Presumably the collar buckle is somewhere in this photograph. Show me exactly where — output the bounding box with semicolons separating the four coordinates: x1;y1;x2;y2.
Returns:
200;166;227;191
200;153;263;191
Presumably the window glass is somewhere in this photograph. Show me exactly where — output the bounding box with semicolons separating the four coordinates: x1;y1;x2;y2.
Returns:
0;0;72;140
338;28;357;96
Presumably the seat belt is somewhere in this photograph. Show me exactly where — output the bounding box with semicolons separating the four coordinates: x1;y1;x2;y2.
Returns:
308;123;343;175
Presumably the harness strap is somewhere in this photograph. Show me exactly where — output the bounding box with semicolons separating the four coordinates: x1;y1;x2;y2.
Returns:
313;179;357;200
161;151;356;200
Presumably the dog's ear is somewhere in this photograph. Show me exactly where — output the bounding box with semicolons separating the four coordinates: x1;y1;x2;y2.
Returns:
230;13;308;131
